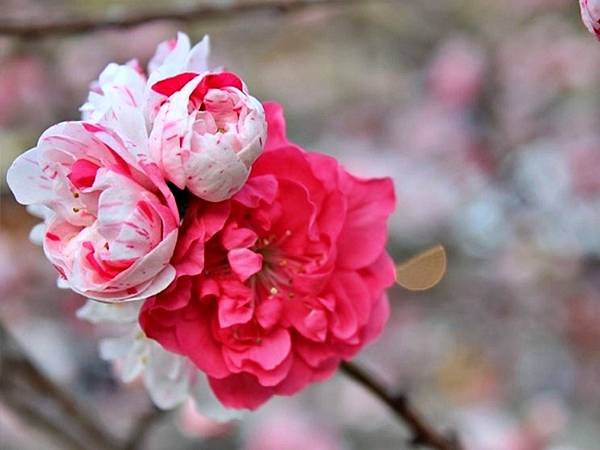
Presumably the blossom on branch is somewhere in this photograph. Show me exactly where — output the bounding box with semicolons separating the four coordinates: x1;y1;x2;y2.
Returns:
140;103;396;409
6;33;396;413
7;121;179;302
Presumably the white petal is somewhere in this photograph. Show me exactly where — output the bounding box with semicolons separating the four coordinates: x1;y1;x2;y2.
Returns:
76;299;141;323
27;204;53;220
118;336;149;383
6;147;54;205
237;133;265;169
98;333;136;360
148;75;203;189
185;143;249;202
81;63;146;122
144;343;192;409
186;35;211;74
80;264;176;303
147;32;192;86
29;223;46;246
56;278;70;289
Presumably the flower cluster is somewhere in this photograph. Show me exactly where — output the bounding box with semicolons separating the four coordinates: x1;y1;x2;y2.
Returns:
7;33;395;413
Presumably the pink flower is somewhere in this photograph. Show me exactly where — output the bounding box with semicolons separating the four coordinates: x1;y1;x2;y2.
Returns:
7;121;179;302
427;37;486;109
82;33;267;203
0;55;53;127
245;412;342;450
177;398;236;438
580;0;600;39
140;102;395;409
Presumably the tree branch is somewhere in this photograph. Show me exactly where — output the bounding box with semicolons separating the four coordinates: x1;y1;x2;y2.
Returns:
340;361;462;450
0;389;87;450
121;406;166;450
0;321;119;450
0;323;462;450
0;0;388;39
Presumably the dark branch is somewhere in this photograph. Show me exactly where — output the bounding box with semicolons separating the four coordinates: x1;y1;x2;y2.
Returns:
0;321;119;450
0;389;87;450
340;361;462;450
121;406;166;450
0;0;387;39
0;320;171;450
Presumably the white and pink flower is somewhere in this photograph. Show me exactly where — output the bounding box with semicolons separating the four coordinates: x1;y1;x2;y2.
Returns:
148;70;266;201
83;32;267;202
7;121;179;302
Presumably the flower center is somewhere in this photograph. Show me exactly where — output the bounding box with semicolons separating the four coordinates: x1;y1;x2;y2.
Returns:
251;229;314;300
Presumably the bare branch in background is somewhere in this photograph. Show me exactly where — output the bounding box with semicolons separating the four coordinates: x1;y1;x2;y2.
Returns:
0;0;395;39
0;319;462;450
341;361;462;450
0;321;167;450
121;406;166;450
0;321;119;449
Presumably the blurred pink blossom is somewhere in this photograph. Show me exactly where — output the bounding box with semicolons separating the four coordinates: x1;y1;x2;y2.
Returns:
177;398;236;438
427;37;486;109
244;412;343;450
0;55;52;126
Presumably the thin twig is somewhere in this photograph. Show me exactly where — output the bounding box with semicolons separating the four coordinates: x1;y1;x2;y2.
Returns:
121;406;166;450
0;322;461;449
8;360;119;449
0;321;171;450
340;361;461;450
0;322;118;450
0;389;87;450
0;0;390;39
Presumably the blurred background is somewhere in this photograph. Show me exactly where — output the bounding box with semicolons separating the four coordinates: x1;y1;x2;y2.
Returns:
1;0;600;449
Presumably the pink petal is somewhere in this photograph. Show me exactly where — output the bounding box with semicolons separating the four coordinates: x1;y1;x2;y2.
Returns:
152;72;199;97
227;248;263;282
226;328;291;371
233;175;278;208
255;296;283;329
218;296;254;328
175;314;230;379
209;373;273;410
336;175;395;270
67;159;100;189
263;101;289;151
191;72;244;103
220;223;258;250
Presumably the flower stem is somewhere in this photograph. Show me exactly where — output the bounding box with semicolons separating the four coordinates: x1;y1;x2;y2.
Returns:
340;361;462;450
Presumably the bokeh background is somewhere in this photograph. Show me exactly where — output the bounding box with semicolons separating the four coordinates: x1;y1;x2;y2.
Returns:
1;0;600;449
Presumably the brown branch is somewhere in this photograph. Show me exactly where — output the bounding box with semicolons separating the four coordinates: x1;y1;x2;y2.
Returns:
0;389;87;450
340;361;462;450
0;321;173;450
7;361;119;449
121;406;166;450
0;0;392;39
0;321;118;450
